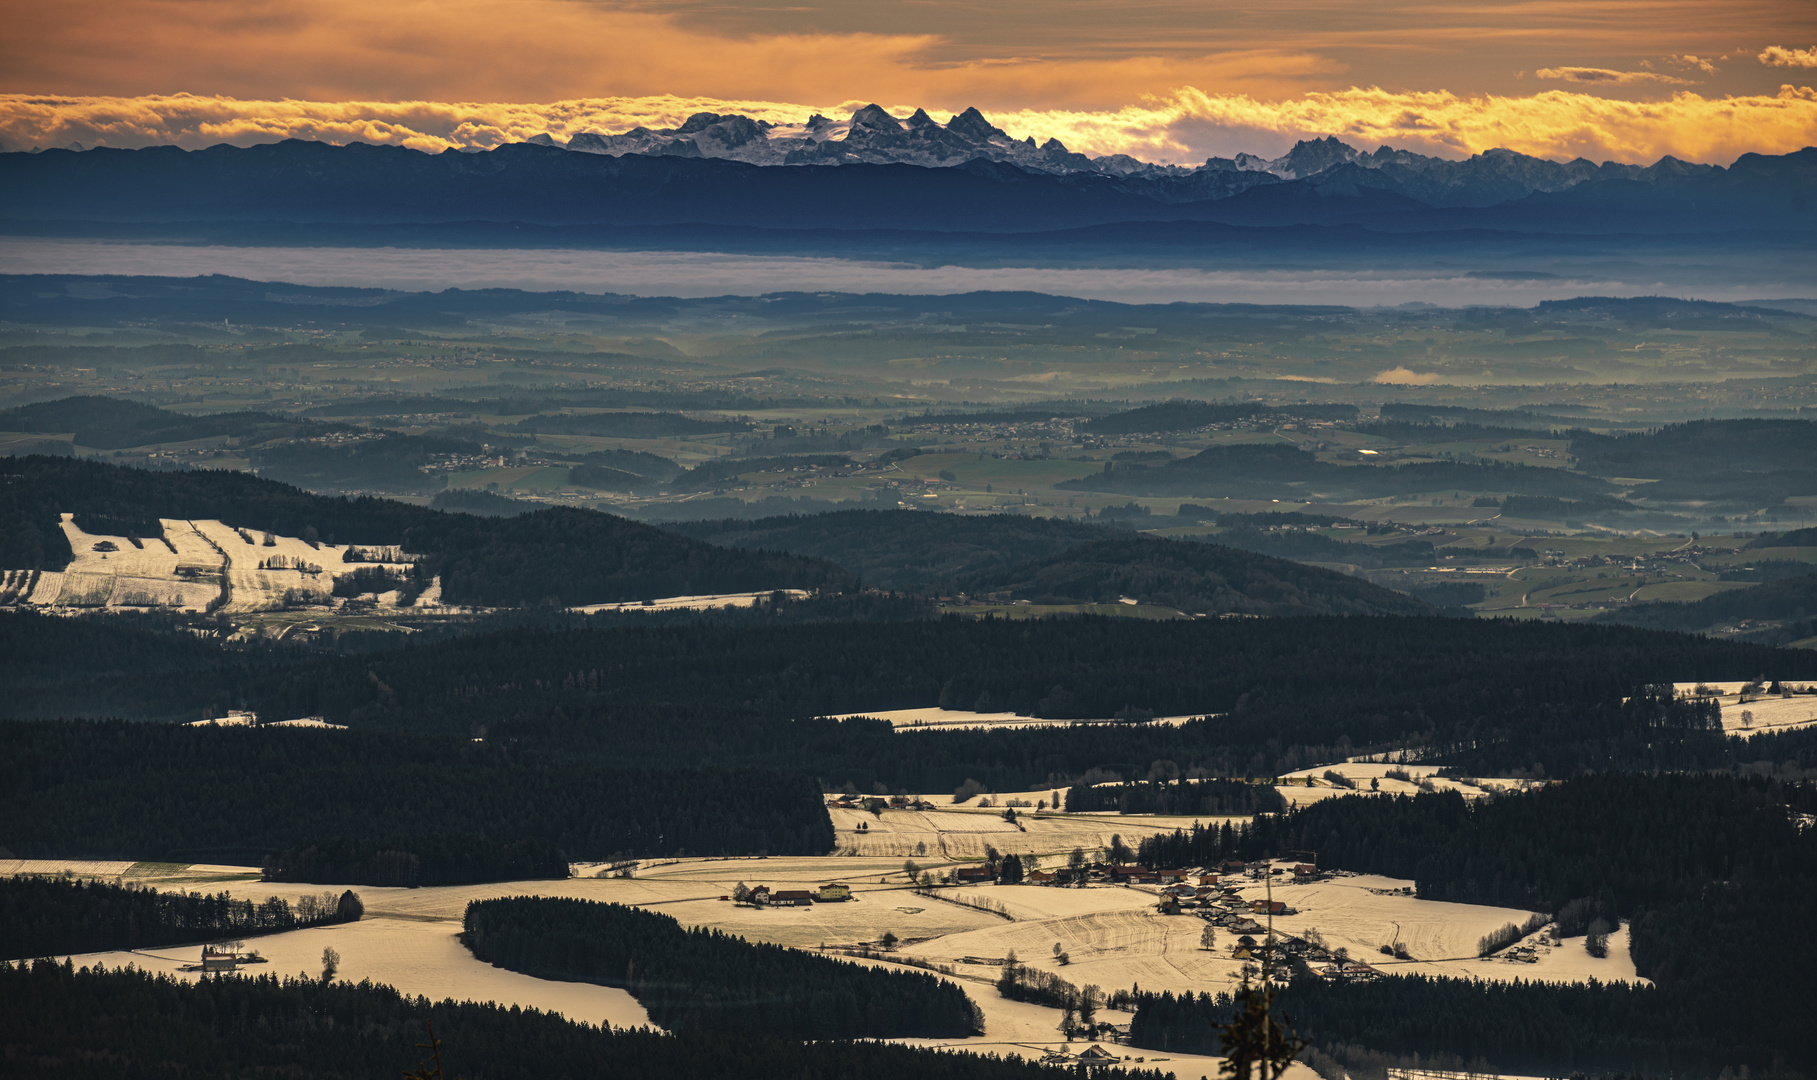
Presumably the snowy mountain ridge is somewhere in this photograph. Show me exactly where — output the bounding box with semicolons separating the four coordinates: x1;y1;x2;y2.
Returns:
532;104;1722;207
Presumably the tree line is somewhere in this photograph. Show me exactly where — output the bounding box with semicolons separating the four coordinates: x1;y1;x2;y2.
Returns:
0;875;362;960
462;897;981;1039
11;610;1815;790
1064;777;1285;816
1;721;834;883
1;960;1164;1080
1126;974;1805;1077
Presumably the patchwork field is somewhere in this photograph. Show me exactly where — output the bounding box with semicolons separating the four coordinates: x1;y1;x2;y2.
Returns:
828;804;1234;859
570;588;810;614
13;515;427;617
25;836;1651;1080
1671;681;1817;736
1275;762;1544;806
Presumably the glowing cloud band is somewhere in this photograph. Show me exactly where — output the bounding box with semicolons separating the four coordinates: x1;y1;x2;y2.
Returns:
3;87;1814;165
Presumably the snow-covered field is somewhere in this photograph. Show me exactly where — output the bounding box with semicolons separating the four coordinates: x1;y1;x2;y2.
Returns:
47;516;217;611
1669;682;1817;736
829;707;1208;731
1275;763;1543;806
33;852;1633;1075
62;917;652;1030
829;804;1230;859
6;515;427;616
569;589;811;614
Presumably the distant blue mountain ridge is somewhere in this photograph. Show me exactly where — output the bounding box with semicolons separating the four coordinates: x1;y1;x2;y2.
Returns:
1;103;1811;235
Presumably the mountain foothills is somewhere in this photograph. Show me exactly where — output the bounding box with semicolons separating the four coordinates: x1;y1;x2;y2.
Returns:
2;105;1813;232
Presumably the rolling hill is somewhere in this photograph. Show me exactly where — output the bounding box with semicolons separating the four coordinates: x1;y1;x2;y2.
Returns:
667;508;1429;616
0;456;850;606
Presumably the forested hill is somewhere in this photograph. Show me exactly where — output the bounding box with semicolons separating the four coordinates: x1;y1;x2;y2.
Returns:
668;509;1118;590
13;611;1816;787
1;720;834;877
666;509;1429;615
0;456;851;604
464;897;980;1039
978;535;1428;616
0;394;340;450
1593;573;1817;632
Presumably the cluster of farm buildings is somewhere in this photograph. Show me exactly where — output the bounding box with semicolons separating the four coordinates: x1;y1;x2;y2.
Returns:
730;883;852;906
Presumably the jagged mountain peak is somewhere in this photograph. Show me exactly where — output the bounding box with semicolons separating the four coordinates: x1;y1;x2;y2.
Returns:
946;106;1005;141
539;104;1724;206
674;112;724;135
1269;136;1362;179
848;104;903;133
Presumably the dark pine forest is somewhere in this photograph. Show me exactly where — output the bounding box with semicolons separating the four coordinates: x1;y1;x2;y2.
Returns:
463;897;981;1039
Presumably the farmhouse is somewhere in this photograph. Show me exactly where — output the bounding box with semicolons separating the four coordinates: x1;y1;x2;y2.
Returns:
816;883;851;902
200;946;239;973
748;885;771;904
771;889;814;906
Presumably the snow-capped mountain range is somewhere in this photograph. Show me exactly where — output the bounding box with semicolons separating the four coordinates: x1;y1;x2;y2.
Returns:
532;103;1720;208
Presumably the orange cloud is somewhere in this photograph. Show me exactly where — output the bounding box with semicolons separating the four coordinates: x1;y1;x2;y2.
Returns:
1759;46;1817;68
1000;87;1817;163
1535;67;1696;86
4;87;1813;166
0;0;1335;110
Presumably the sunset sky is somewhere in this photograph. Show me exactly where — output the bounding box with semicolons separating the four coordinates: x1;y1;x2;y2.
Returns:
3;0;1815;163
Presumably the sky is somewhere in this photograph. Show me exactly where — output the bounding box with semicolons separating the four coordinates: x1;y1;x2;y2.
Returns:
2;0;1815;163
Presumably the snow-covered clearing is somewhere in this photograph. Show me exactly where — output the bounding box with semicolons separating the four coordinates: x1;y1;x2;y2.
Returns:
1263;870;1644;986
5;516;429;616
186;712;347;729
1671;682;1817;736
47;515;216;611
1721;694;1817;735
61;917;652;1031
828;804;1229;859
569;589;810;614
1;859;138;878
1275;763;1542;806
829;707;1207;731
